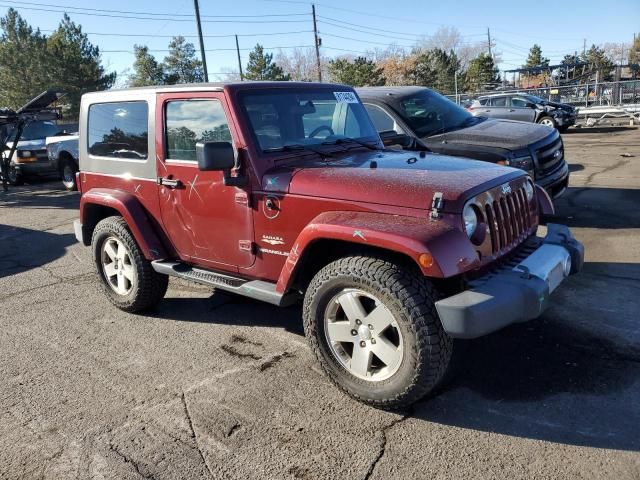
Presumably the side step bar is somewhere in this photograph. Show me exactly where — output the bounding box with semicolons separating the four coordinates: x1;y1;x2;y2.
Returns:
151;260;296;307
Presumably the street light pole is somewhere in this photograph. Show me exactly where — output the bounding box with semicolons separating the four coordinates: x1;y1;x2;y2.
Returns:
193;0;209;82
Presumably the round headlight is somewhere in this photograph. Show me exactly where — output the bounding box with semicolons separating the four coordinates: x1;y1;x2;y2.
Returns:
523;180;534;202
463;203;478;237
18;150;32;158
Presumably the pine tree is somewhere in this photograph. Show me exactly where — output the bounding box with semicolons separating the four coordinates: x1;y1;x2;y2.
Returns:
163;36;204;84
129;45;165;87
465;52;500;92
244;44;290;81
328;57;384;87
524;44;550;68
581;44;615;80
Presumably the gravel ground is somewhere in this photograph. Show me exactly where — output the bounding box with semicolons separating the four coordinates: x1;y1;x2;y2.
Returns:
0;126;638;479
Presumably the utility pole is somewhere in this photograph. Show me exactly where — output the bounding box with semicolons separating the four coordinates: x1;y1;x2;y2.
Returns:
583;38;586;56
312;4;322;82
235;35;244;81
487;27;492;59
193;0;208;82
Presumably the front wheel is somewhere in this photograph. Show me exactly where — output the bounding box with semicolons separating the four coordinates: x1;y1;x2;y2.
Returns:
92;216;168;312
7;165;23;186
303;256;453;409
60;157;78;191
537;115;557;129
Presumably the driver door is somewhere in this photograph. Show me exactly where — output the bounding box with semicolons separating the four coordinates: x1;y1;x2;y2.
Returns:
156;92;254;271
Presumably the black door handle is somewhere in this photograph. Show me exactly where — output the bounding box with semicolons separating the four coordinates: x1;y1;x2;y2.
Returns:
157;177;182;188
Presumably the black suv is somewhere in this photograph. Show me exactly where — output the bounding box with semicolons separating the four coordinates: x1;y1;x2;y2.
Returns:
357;86;569;199
468;93;577;132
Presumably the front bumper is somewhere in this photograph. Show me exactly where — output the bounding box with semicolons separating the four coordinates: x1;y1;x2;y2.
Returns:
12;161;57;176
435;224;584;339
536;161;569;199
554;114;576;127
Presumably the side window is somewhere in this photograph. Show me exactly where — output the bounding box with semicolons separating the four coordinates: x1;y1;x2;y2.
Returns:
165;99;232;161
88;102;148;159
479;98;488;106
489;97;506;107
511;97;529;108
364;104;403;133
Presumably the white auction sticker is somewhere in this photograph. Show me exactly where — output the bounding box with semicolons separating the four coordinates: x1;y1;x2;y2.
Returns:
333;91;359;103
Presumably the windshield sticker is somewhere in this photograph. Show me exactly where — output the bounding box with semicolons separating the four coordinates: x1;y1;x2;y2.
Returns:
333;91;359;103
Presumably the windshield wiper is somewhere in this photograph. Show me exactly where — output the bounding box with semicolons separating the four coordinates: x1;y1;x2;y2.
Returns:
322;137;380;151
266;143;335;159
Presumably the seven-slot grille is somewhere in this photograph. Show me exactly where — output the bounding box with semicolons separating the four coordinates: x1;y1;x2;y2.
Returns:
482;185;533;254
535;136;563;174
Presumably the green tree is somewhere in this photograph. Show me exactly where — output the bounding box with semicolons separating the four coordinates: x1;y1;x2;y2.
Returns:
0;9;50;109
465;52;500;92
0;9;115;116
46;14;116;116
245;44;290;81
327;56;384;87
629;34;640;65
129;45;165;87
409;50;436;87
558;53;581;81
524;44;550;69
164;36;204;84
581;44;615;80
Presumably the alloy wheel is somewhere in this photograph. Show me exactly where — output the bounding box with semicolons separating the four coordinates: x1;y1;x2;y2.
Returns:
101;236;135;295
324;288;403;381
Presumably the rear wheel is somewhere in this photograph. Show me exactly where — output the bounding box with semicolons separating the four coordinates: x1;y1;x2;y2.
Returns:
92;216;168;312
537;116;557;129
303;255;453;409
60;156;78;191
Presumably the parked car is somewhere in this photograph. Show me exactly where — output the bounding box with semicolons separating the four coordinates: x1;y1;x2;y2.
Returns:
47;134;79;190
467;93;577;132
73;82;583;408
2;120;77;186
357;86;570;199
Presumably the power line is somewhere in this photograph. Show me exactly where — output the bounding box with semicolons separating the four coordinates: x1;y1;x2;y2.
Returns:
6;1;310;18
318;15;430;37
102;45;315;53
0;3;310;22
38;29;314;38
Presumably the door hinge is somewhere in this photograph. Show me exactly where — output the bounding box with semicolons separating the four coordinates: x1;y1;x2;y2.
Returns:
239;240;254;252
430;192;444;220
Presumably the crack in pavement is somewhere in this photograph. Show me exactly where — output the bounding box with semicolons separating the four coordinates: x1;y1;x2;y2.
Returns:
583;158;630;185
363;410;411;480
109;441;156;480
181;392;215;479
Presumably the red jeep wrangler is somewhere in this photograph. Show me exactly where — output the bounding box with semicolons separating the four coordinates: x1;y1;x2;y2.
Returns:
73;82;583;408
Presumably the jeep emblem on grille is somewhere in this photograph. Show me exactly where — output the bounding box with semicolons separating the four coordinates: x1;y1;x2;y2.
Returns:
501;184;512;195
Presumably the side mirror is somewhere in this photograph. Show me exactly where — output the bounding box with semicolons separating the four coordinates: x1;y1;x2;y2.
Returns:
196;141;235;171
379;130;414;149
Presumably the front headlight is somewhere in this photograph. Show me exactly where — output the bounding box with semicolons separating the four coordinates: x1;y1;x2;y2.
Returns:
523;179;534;202
463;203;478;237
17;150;32;158
507;155;534;171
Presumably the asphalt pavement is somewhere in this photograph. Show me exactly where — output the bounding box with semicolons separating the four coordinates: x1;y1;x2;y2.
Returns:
1;126;639;479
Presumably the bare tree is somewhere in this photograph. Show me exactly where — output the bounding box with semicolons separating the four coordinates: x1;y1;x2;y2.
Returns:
274;47;329;81
415;26;487;70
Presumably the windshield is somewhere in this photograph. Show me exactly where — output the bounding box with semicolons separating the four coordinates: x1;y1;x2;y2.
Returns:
7;121;62;142
396;90;474;138
524;94;545;104
239;89;381;154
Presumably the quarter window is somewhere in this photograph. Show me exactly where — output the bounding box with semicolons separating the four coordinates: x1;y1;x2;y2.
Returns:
511;97;529;108
165;99;231;161
88;102;148;159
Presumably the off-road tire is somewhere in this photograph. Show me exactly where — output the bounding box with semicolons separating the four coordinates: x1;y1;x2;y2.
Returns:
59;156;78;191
7;165;23;186
303;255;453;409
537;115;557;129
92;216;168;312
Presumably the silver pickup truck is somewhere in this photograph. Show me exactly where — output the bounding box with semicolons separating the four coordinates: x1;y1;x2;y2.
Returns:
46;134;79;190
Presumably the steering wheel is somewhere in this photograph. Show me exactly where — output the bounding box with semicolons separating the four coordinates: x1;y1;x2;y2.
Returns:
308;125;334;138
425;111;439;123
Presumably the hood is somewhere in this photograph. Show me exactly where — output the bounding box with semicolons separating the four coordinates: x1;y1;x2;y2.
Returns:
262;149;524;212
545;101;575;113
6;139;46;150
425;118;552;150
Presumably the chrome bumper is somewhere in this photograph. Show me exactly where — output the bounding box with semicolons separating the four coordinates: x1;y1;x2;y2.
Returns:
435;224;584;339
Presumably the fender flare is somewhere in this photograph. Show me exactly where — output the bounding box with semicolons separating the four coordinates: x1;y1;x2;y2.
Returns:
80;188;168;260
276;211;479;293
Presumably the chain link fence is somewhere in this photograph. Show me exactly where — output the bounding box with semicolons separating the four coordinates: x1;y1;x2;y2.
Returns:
446;80;640;110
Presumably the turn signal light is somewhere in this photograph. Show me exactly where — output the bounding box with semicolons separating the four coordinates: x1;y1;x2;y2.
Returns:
418;253;434;269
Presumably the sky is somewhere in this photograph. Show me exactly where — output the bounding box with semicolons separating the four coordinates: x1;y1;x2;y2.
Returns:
5;0;639;83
